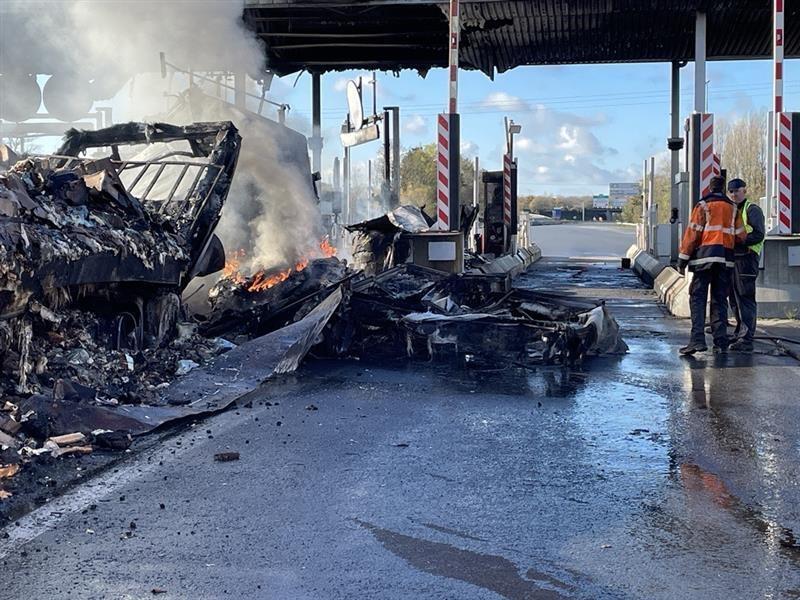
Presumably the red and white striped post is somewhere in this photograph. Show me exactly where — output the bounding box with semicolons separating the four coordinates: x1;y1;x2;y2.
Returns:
778;113;793;233
435;0;460;231
436;114;451;229
503;153;512;228
447;0;459;116
700;113;714;197
712;152;721;177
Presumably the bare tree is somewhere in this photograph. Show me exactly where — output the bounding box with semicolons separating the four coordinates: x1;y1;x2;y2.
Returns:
2;136;42;155
717;111;767;201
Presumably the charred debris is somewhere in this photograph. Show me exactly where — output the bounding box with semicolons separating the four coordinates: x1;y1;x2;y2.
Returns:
0;122;244;489
0;122;626;500
205;205;627;367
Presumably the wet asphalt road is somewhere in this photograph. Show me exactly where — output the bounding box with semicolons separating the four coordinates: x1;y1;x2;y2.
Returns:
3;225;800;599
529;223;635;259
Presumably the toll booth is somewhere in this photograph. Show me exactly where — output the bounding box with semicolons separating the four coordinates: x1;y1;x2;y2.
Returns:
482;165;517;256
481;171;505;255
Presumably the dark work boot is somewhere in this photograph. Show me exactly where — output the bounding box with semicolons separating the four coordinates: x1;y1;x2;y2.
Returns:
730;339;754;353
680;342;708;355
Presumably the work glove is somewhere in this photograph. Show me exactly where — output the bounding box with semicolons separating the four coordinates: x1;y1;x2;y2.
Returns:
677;260;687;276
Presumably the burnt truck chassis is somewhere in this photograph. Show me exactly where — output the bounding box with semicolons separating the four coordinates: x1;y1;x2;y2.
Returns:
0;121;240;359
53;121;240;287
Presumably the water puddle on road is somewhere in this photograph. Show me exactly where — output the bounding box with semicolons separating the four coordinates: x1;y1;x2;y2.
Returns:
353;518;573;600
567;380;672;479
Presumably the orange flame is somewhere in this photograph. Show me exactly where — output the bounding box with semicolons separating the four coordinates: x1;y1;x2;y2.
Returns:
222;239;335;293
222;249;248;286
319;237;337;258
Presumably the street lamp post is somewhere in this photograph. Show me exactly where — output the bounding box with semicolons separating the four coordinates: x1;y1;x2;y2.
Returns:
505;117;522;159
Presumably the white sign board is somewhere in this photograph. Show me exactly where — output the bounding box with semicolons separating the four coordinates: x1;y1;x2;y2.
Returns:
788;245;800;267
592;194;609;209
609;182;641;208
428;241;457;261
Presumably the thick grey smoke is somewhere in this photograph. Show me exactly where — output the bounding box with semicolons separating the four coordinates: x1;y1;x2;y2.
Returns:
0;1;264;100
0;0;325;272
174;95;326;271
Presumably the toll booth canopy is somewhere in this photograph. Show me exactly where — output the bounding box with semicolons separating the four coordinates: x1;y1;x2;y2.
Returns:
243;1;800;76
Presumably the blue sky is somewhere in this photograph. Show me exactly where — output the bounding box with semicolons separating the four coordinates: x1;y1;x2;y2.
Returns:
267;58;800;197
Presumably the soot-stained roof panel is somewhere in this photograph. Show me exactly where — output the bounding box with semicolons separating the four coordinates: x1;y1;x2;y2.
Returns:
243;1;800;76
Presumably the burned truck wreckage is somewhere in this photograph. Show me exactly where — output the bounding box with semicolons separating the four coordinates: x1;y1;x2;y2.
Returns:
0;121;626;503
0;122;246;475
0;122;240;396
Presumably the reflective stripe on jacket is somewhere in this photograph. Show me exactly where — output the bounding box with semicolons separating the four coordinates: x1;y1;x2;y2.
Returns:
678;193;746;272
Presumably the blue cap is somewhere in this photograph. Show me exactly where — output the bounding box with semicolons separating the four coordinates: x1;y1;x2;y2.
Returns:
728;178;746;191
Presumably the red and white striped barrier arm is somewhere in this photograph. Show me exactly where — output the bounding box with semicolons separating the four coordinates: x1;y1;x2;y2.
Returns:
700;113;714;197
436;114;451;230
778;112;792;233
774;0;786;232
448;0;459;114
775;0;784;115
503;153;512;227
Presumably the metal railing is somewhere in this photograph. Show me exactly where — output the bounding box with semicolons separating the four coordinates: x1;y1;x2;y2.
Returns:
115;159;223;218
32;153;225;221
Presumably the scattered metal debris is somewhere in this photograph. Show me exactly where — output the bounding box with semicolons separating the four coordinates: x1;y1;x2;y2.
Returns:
338;264;627;365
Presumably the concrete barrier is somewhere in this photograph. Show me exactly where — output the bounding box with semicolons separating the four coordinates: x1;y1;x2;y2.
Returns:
626;244;666;285
473;243;542;278
654;266;692;318
754;285;800;319
628;244;689;317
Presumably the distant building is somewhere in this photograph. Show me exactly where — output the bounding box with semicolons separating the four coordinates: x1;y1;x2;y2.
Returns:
592;194;610;209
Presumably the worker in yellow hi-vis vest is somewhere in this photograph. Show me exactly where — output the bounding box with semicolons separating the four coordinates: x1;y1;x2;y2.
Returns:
727;178;765;353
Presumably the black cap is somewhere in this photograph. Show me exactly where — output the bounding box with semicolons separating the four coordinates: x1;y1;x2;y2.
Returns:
728;178;747;191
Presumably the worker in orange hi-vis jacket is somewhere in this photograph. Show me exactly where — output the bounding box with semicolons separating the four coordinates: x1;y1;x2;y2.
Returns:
677;175;746;356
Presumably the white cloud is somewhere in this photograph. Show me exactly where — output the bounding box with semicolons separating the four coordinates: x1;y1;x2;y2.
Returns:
333;73;374;93
461;139;480;156
481;91;528;112
556;124;603;156
333;78;350;93
516;137;533;150
472;90;633;194
403;114;428;135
